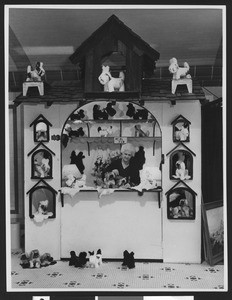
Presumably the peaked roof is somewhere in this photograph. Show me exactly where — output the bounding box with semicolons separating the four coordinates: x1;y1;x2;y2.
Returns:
70;14;160;64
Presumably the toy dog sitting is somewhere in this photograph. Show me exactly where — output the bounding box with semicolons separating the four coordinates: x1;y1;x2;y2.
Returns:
88;249;103;268
26;62;45;82
105;102;116;117
20;253;30;269
75;252;88;268
70;150;85;174
122;250;135;269
93;104;109;120
69;251;78;266
29;249;41;268
169;57;191;80
70;109;85;121
98;65;125;92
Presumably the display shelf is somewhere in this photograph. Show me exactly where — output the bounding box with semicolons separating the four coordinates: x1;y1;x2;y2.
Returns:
59;187;162;208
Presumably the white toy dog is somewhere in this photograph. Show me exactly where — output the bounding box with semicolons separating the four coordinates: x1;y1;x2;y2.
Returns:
88;249;102;268
98;65;125;92
26;62;45;82
169;58;191;80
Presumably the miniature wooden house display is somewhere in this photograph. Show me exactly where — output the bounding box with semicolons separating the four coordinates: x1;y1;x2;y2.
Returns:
14;14;206;263
172;115;191;142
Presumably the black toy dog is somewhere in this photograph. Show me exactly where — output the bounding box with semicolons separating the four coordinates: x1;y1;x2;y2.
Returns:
75;251;88;268
70;151;85;174
105;102;116;117
69;127;85;138
69;251;78;266
93;104;109;120
122;250;135;269
70;109;85;121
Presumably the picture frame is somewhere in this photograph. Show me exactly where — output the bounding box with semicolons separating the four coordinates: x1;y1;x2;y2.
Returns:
31;149;53;179
201;200;224;266
29;185;56;220
170;150;193;180
167;187;196;220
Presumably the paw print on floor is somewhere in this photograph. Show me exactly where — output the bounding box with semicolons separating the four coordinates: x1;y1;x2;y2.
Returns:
214;285;224;289
163;283;180;288
47;272;63;278
186;275;202;281
138;274;154;280
113;282;129;288
205;267;220;273
118;265;128;271
161;267;176;272
64;281;81;287
11;271;19;276
92;273;107;279
16;280;33;287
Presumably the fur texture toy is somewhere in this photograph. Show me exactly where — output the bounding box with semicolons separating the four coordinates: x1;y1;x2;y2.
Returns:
126;103;148;120
88;249;103;268
70;151;85;174
75;252;88;268
29;249;41;268
69;251;78;266
122;250;135;269
40;253;56;267
98;65;125;92
97;126;113;137
20;253;30;269
105;102;116;116
93;104;109;120
169;57;191;80
26;62;45;82
70;109;85;121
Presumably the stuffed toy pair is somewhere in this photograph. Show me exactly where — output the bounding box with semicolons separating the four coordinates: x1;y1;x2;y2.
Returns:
88;249;103;268
20;249;56;269
70;109;85;121
93;104;109;120
122;250;135;269
126;103;148;120
69;251;88;268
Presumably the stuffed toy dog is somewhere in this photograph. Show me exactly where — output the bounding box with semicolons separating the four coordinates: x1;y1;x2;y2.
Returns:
93;104;109;120
75;252;88;268
98;65;125;92
70;109;85;121
122;250;135;269
20;253;30;269
97;126;113;137
40;253;56;267
88;249;102;268
105;102;116;117
29;249;41;268
70;151;85;174
26;62;45;82
69;251;78;266
169;57;191;80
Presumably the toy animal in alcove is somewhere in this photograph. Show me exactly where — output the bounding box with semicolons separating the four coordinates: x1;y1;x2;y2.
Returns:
26;62;45;82
70;150;85;174
98;65;125;92
169;57;191;80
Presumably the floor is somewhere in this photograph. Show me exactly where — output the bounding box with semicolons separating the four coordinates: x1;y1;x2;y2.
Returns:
10;250;224;291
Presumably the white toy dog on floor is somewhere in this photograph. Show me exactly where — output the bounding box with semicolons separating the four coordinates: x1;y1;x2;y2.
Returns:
88;249;102;268
169;57;191;80
98;65;125;92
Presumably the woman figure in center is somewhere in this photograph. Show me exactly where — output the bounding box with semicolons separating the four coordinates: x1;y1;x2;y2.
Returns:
105;143;141;187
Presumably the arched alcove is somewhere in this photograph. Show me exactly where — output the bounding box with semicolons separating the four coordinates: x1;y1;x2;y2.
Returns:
60;101;162;190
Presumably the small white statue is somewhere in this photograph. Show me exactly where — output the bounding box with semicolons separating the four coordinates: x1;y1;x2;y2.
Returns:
98;65;125;92
169;57;191;80
26;62;45;82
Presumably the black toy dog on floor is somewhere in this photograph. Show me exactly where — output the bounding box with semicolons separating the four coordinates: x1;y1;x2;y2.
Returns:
69;251;88;268
122;250;135;269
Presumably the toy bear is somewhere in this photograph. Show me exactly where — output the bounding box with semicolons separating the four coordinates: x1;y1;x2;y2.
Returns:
122;250;135;269
75;252;88;268
70;151;85;174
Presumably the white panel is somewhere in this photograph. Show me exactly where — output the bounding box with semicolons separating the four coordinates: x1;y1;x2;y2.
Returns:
60;191;162;259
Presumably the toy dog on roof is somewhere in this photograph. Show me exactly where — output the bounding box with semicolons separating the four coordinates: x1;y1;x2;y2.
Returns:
169;58;191;80
26;62;45;82
98;65;125;92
